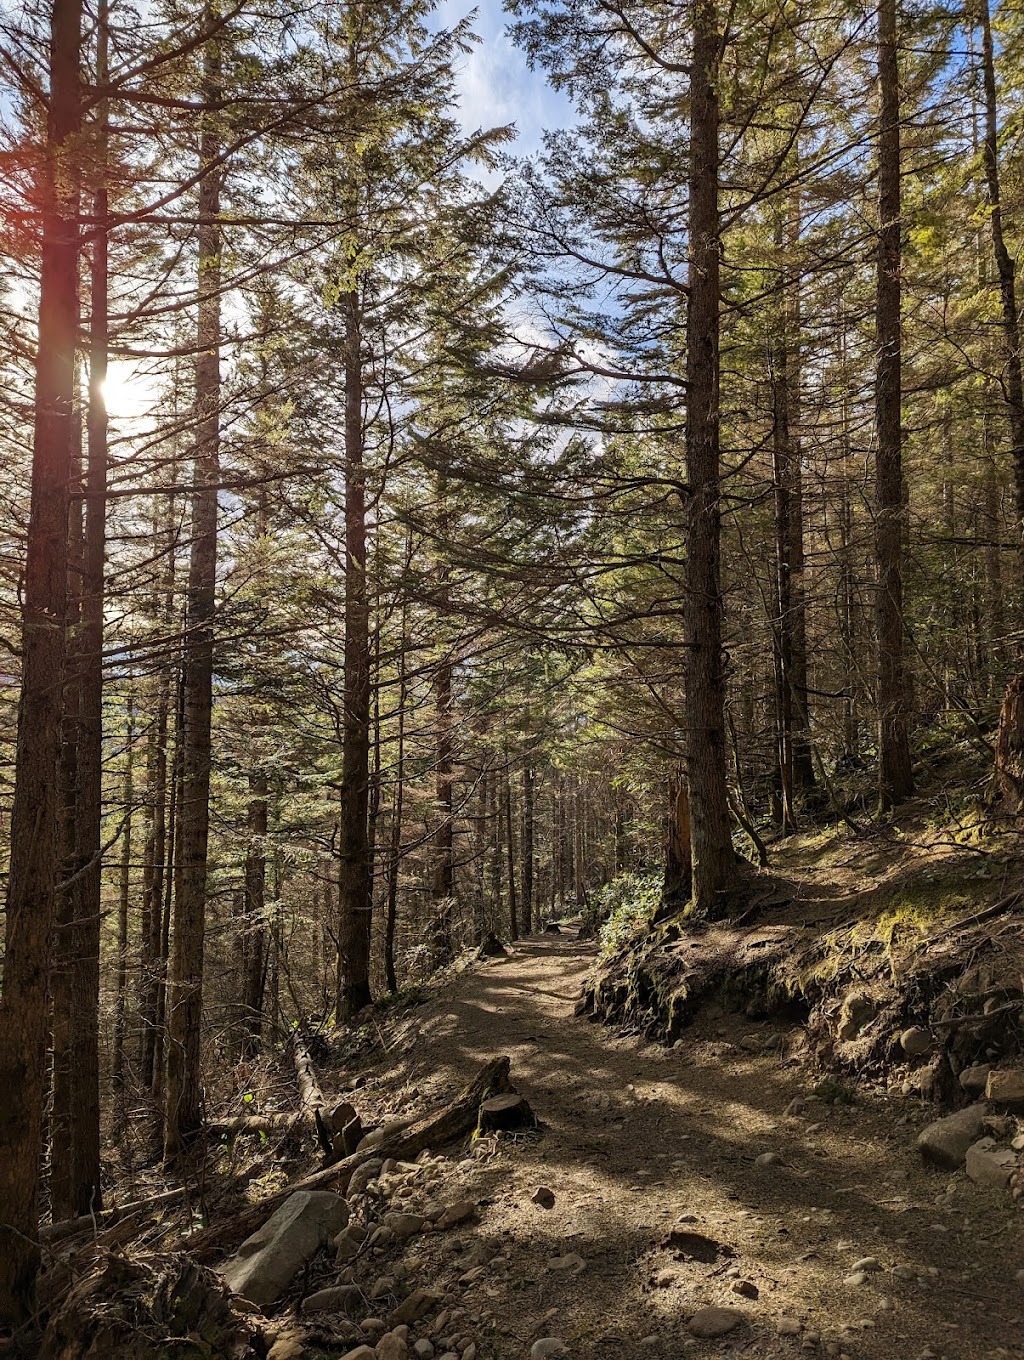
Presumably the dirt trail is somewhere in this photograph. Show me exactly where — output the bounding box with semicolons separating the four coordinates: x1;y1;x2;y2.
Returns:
377;931;1023;1360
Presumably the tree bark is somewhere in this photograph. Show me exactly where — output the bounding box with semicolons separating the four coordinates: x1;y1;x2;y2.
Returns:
874;0;914;807
684;0;735;913
0;0;82;1325
164;29;222;1158
521;765;535;934
337;284;373;1020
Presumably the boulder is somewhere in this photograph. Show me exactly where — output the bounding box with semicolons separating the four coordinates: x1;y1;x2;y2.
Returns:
986;1068;1024;1107
916;1103;988;1170
221;1190;349;1306
966;1137;1017;1190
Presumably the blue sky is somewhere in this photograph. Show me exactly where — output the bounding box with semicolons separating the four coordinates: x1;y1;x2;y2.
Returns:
434;0;575;157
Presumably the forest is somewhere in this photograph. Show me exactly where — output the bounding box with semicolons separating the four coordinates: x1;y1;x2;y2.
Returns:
1;0;1024;1355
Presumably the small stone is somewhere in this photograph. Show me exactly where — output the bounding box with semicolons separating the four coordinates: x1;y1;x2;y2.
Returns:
349;1160;385;1197
916;1104;988;1170
785;1098;806;1116
900;1027;932;1059
547;1253;585;1273
344;1350;377;1360
959;1064;992;1095
851;1257;882;1273
530;1340;566;1360
687;1308;743;1339
389;1290;442;1327
755;1152;783;1167
414;1343;435;1360
843;1272;868;1287
301;1285;361;1315
965;1137;1017;1189
383;1213;426;1240
268;1334;306;1360
376;1335;409;1360
730;1279;758;1298
531;1186;556;1209
891;1265;915;1281
463;1346;477;1360
362;1320;387;1336
778;1319;802;1336
436;1201;476;1231
985;1069;1024;1106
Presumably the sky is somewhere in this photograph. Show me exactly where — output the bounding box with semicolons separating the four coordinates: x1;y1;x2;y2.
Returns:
434;0;575;159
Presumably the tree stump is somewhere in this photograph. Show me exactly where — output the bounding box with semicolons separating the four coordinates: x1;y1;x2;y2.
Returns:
477;1092;535;1134
991;673;1024;813
477;932;509;959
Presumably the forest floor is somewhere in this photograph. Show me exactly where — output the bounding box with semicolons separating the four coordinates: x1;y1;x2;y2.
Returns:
356;924;1024;1360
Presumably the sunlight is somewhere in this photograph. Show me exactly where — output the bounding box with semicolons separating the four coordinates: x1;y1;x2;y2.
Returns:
100;361;160;420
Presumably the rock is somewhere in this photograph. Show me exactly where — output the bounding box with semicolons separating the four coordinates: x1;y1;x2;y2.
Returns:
891;1265;915;1281
730;1280;758;1298
358;1129;386;1153
530;1340;566;1360
343;1350;377;1360
916;1104;988;1170
383;1213;426;1240
965;1137;1017;1189
221;1190;349;1306
531;1186;556;1209
268;1337;305;1360
389;1289;442;1327
547;1254;585;1273
985;1068;1024;1106
687;1308;743;1338
900;1028;932;1059
362;1319;387;1335
785;1098;806;1116
958;1064;992;1095
436;1201;476;1230
851;1258;881;1273
778;1318;802;1336
371;1277;397;1301
376;1334;409;1360
349;1159;385;1196
754;1152;782;1167
301;1285;362;1315
463;1345;477;1360
414;1343;435;1360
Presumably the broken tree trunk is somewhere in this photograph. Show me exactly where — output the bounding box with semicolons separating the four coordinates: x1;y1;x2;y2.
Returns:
477;1092;535;1134
189;1056;514;1261
990;673;1024;814
290;1032;334;1158
41;1188;187;1245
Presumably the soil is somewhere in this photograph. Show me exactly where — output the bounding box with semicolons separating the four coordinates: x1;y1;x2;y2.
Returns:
362;930;1024;1360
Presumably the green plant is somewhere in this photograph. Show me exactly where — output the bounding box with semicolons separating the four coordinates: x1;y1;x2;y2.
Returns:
591;872;663;957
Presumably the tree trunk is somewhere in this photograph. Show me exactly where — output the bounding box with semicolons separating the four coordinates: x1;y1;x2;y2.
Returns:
663;773;692;909
52;11;110;1209
240;772;268;1059
113;696;134;1131
337;285;373;1020
874;0;914;807
164;32;222;1159
684;0;735;913
504;765;518;940
0;0;82;1325
430;652;455;960
521;765;535;934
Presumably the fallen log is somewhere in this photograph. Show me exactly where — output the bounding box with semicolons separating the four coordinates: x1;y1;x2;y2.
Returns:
188;1055;513;1262
41;1188;187;1245
207;1113;300;1136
